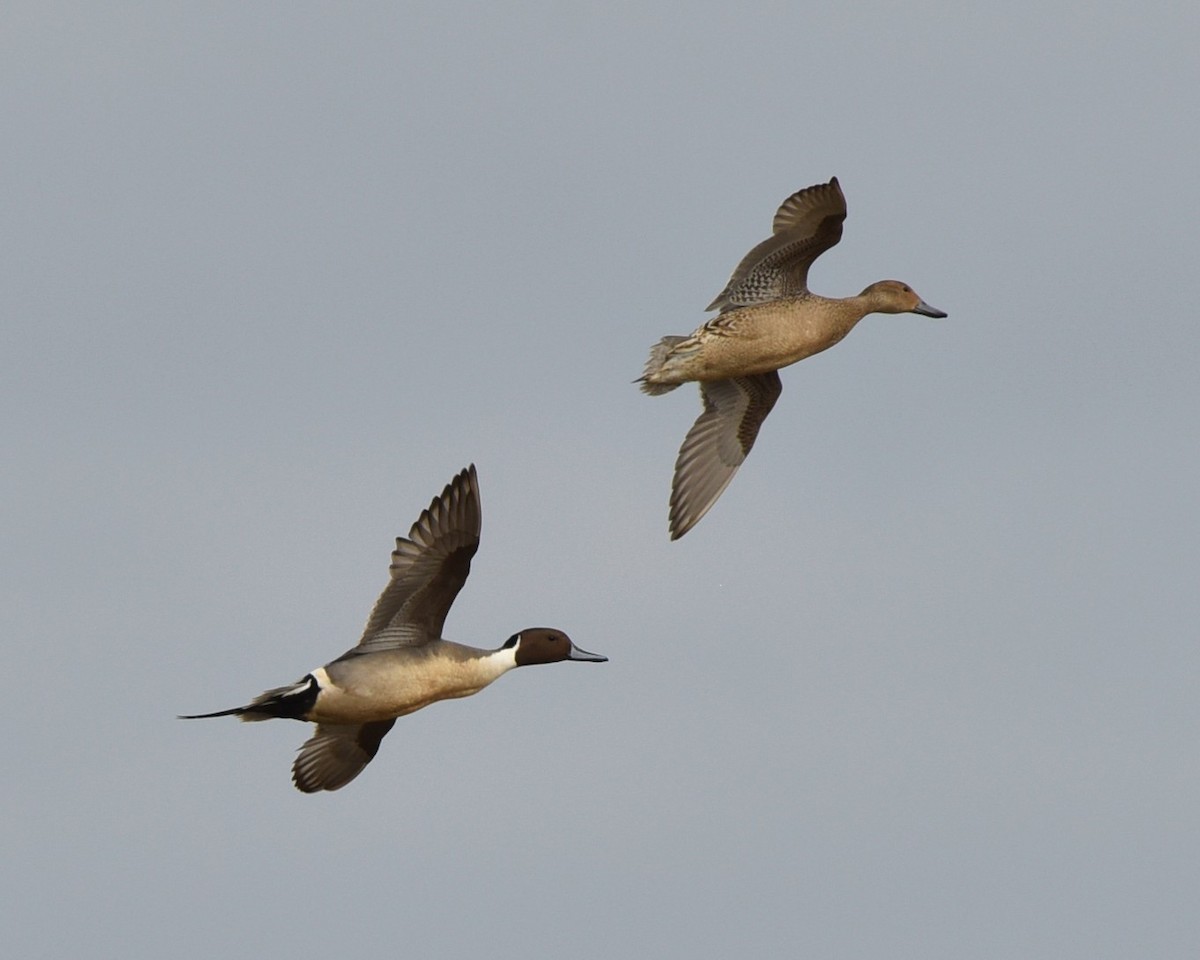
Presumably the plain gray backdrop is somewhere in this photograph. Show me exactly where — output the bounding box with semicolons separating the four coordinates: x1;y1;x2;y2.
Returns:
4;1;1197;957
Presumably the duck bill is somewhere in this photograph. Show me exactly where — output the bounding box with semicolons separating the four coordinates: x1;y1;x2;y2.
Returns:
567;644;608;663
912;299;948;318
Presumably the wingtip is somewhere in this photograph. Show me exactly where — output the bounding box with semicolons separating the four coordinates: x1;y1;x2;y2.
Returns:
667;507;703;541
435;464;481;516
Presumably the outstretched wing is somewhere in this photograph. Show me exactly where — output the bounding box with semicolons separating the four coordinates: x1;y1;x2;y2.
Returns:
352;465;481;654
706;178;847;313
668;372;783;540
292;721;396;793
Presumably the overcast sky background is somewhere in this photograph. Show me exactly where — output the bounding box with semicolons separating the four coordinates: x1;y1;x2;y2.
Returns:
4;2;1198;957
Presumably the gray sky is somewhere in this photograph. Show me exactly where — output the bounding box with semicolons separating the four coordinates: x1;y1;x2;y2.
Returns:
4;1;1198;957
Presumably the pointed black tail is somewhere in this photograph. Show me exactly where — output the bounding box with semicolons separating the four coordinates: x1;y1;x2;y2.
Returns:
178;705;247;720
178;674;319;723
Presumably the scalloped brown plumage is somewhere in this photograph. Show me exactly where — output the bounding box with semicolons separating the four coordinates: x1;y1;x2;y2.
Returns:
638;178;947;540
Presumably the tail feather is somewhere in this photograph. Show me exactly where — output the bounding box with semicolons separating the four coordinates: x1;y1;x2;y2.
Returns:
177;705;246;720
179;674;319;723
637;335;688;396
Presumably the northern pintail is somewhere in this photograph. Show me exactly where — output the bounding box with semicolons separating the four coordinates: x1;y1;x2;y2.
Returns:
638;177;947;539
181;465;606;792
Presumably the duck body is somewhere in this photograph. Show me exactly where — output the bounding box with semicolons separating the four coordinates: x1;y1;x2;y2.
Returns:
300;640;519;724
182;466;606;792
641;293;865;388
638;177;947;539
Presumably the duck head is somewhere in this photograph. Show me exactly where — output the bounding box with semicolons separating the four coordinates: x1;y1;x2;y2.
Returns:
860;279;947;318
505;628;608;665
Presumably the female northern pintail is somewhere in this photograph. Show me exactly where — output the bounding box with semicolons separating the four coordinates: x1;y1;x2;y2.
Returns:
638;177;947;540
181;465;606;792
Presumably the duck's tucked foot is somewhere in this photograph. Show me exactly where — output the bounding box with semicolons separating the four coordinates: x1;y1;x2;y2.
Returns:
638;335;690;395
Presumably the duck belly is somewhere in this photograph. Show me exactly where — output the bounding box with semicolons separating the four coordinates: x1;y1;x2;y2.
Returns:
307;656;500;723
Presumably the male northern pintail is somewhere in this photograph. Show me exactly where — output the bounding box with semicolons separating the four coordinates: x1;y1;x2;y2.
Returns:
181;465;606;792
638;177;947;539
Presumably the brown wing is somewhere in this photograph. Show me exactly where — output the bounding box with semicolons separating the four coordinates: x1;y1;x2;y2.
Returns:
352;465;481;653
291;720;396;793
668;372;783;539
706;178;847;313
